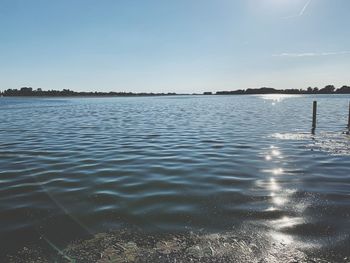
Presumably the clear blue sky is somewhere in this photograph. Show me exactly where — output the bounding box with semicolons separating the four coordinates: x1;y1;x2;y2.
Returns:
0;0;349;93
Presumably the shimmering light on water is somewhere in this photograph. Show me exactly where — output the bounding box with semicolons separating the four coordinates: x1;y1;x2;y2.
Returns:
0;95;350;260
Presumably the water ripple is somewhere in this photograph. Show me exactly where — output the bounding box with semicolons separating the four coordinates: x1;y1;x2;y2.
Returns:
0;95;350;259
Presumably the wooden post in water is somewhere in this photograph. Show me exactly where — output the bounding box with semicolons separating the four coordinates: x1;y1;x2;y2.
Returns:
312;101;317;134
348;101;350;128
348;101;350;133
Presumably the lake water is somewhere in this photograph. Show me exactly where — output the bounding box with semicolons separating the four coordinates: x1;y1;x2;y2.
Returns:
0;95;350;261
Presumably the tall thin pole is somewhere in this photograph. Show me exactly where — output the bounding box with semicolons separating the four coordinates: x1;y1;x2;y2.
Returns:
312;101;317;134
348;101;350;131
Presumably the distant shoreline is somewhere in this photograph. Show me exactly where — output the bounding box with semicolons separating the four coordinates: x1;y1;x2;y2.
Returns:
1;85;349;97
2;94;350;99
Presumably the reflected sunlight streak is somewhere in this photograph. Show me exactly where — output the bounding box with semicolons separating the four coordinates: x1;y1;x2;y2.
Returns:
260;145;306;248
260;94;298;105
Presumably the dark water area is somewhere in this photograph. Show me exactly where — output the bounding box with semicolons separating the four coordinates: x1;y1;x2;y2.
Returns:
0;95;350;261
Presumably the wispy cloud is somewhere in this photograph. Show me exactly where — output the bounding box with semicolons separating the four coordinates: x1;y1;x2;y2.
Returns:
283;0;312;19
273;51;350;57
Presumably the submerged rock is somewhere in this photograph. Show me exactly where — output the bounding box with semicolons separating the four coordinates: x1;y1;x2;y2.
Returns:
97;242;139;263
155;240;181;255
98;247;122;263
123;242;139;262
5;228;349;263
187;245;206;259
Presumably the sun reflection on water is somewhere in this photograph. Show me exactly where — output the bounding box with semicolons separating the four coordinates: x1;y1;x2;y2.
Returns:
271;149;281;157
260;94;298;105
269;178;280;191
259;145;307;249
273;216;304;229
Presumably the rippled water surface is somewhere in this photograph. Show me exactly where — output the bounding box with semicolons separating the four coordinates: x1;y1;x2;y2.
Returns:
1;95;350;260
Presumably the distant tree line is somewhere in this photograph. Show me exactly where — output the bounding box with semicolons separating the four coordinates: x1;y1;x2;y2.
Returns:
213;85;350;95
0;85;349;97
0;87;178;97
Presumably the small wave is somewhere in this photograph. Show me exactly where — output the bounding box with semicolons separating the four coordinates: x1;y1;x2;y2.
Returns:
272;131;350;155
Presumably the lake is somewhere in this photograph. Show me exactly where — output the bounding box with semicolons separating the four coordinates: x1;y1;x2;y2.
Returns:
0;95;349;261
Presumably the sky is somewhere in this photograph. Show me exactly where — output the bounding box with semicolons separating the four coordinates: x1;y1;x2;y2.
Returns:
0;0;349;93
